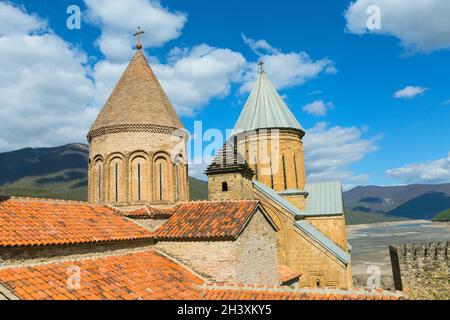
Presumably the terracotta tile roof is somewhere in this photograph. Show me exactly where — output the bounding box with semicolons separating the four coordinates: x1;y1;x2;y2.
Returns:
278;265;302;284
199;284;407;301
154;200;261;241
0;250;204;300
119;205;175;219
0;198;153;247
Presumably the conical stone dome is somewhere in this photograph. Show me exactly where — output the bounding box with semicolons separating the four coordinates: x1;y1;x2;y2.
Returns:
88;49;183;141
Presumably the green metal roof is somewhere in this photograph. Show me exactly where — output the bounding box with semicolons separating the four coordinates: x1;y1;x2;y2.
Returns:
253;180;343;217
304;181;344;216
233;71;303;133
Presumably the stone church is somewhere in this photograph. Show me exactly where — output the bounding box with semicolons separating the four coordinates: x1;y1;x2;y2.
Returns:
0;40;405;300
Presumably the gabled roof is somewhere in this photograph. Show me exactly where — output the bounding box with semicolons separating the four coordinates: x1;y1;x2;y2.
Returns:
253;181;304;219
0;197;153;247
233;71;303;133
0;250;204;300
253;180;344;217
253;181;349;264
155;200;275;241
89;49;183;133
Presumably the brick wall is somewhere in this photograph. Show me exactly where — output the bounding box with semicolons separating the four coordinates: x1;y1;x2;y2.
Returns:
389;242;449;299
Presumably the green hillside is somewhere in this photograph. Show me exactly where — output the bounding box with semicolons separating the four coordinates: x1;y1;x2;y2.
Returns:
433;208;450;222
345;208;407;225
0;143;209;202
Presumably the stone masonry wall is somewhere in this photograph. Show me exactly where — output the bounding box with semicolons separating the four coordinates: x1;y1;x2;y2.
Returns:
254;187;352;289
156;241;238;282
305;216;349;251
235;210;279;285
389;242;449;300
208;172;254;201
88;131;189;208
156;209;279;285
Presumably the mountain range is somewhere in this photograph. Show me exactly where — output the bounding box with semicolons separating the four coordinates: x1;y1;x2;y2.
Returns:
0;143;449;224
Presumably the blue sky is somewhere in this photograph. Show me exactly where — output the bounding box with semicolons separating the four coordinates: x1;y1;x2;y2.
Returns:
1;0;450;188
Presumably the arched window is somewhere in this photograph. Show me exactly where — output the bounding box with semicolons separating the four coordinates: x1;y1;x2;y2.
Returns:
114;163;119;203
93;159;103;204
137;163;141;201
131;156;147;202
222;181;229;192
109;157;124;203
154;155;169;202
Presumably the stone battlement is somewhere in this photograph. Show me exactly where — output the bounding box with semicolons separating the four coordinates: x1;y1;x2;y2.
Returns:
389;241;449;299
390;242;449;262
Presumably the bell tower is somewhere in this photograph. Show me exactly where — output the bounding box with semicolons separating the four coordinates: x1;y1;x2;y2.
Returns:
87;28;189;208
231;61;307;209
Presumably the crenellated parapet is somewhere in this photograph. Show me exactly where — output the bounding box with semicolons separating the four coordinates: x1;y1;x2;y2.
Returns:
389;241;449;299
391;242;449;263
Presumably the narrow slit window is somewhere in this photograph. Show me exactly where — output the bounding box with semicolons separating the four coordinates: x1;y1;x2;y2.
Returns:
137;163;141;201
115;163;119;203
254;156;258;181
159;163;163;201
270;156;274;189
98;165;101;202
294;155;299;189
282;155;287;189
175;165;179;201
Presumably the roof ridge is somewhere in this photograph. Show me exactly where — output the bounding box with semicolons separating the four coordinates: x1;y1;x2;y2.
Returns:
3;196;88;205
199;283;407;298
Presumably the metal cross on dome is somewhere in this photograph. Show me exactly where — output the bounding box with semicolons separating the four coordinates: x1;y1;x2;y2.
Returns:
258;60;265;74
133;26;145;50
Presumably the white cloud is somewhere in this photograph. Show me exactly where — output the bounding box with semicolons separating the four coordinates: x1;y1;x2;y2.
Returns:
0;2;46;34
394;86;427;99
302;100;333;116
386;153;450;184
345;0;450;53
441;99;450;106
304;122;381;184
241;33;280;56
85;0;187;62
0;3;97;151
152;44;246;116
240;36;336;93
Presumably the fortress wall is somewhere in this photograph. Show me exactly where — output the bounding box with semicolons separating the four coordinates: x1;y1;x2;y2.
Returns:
389;242;449;299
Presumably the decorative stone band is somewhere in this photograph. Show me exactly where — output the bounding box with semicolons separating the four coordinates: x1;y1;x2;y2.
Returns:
87;124;180;142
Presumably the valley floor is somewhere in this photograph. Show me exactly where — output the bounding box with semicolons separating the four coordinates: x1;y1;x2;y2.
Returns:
347;220;450;286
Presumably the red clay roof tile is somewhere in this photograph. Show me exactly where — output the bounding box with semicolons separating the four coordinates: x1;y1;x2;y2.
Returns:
278;265;302;284
0;198;153;247
155;200;260;241
0;250;203;300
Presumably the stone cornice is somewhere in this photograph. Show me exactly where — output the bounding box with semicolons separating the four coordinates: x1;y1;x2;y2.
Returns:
87;124;180;142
